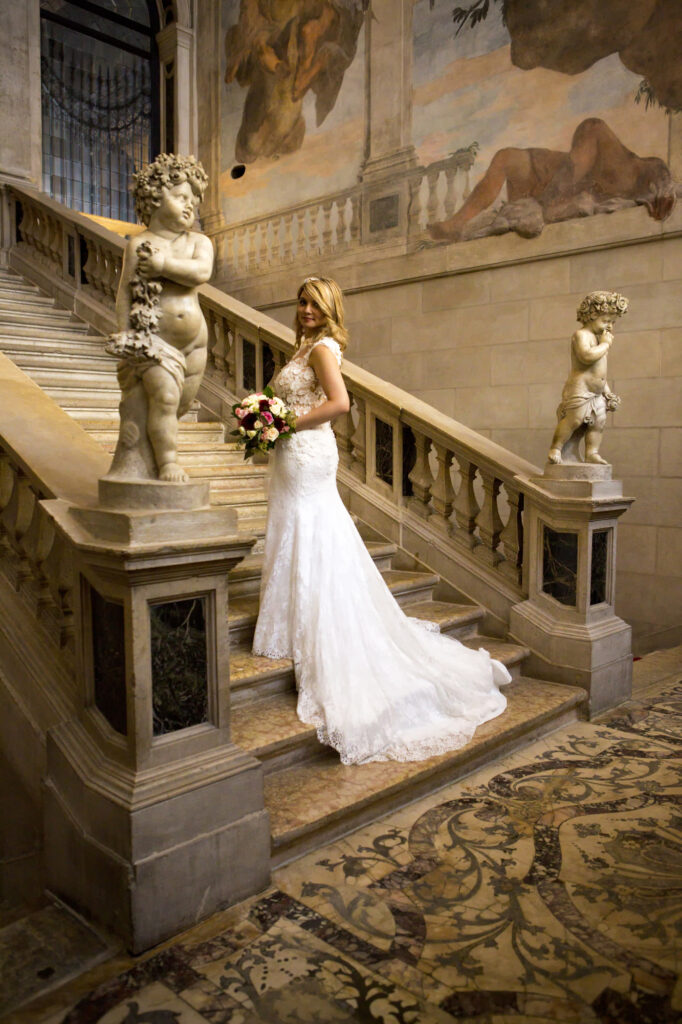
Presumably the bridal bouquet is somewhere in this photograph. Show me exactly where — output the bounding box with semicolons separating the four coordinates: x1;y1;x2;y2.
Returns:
231;386;296;458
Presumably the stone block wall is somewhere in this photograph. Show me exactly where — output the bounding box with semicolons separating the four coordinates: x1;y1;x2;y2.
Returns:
256;207;682;655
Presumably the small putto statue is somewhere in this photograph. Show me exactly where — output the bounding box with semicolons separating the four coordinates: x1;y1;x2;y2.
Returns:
106;154;214;483
548;290;628;466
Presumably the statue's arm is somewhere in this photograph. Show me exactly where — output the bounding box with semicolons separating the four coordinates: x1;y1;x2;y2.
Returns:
572;327;612;365
158;233;214;287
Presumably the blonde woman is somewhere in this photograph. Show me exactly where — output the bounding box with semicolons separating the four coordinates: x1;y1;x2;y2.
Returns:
253;276;510;764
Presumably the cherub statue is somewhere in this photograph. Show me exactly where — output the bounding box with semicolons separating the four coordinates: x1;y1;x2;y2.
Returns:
548;290;628;466
106;154;214;483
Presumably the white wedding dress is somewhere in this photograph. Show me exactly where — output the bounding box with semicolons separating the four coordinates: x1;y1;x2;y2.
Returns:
252;336;510;765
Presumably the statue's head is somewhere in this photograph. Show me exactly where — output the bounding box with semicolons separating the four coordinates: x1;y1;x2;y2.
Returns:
576;291;629;326
132;153;208;225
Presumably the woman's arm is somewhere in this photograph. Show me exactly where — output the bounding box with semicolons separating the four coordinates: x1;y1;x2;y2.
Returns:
295;344;350;431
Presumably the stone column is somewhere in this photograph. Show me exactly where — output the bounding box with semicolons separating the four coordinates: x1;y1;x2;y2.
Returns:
196;0;225;234
41;482;270;953
0;0;42;188
157;22;196;156
358;0;418;245
510;464;634;715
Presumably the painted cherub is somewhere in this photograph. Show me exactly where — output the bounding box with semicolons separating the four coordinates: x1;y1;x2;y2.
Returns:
548;290;628;466
106;154;213;483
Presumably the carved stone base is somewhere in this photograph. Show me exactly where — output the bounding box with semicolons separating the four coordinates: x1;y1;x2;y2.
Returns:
99;477;210;511
543;462;612;481
44;718;270;953
509;599;632;714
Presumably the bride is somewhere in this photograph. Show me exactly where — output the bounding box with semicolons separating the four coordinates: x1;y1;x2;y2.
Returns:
252;276;510;765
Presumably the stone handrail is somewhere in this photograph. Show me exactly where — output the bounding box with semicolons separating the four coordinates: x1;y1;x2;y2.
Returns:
212;146;478;281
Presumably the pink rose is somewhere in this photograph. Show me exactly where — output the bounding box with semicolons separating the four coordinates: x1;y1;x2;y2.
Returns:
262;411;274;424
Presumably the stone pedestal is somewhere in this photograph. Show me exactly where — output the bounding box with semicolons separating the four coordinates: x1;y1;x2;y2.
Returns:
40;483;270;952
510;464;635;715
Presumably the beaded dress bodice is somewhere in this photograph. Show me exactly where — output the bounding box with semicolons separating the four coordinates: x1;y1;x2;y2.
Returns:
273;336;342;417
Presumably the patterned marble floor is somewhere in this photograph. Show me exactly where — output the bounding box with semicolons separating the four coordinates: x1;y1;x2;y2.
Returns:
3;650;681;1024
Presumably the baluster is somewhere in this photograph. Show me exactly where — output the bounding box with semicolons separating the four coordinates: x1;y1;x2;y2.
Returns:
283;213;294;262
270;218;281;265
443;166;458;219
475;470;504;567
499;484;523;586
407;429;432;518
309;203;321;254
350;396;366;481
225;325;237;392
338;198;350;248
49;217;63;275
236;227;246;275
349;194;360;247
408;174;423;237
247;223;258;270
452;457;480;550
430;442;455;533
296;209;307;259
426;168;440;225
211;312;226;372
321;199;333;253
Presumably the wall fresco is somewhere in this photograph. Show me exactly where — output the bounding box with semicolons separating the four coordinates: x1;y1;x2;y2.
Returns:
417;0;678;244
221;0;367;222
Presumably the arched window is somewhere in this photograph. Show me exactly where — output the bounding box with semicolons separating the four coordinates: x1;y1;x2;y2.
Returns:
40;0;160;221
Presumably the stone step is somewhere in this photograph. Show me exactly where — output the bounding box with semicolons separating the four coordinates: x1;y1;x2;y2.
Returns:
400;599;484;639
82;419;228;443
42;388;121;409
184;464;267;484
0;296;62;314
0;322;91;339
227;539;397;599
231;637;533;778
262;677;585;866
0;335;107;358
0;307;80;327
380;568;439;606
0;277;42;296
227;570;473;668
0;350;115;373
19;367;119;389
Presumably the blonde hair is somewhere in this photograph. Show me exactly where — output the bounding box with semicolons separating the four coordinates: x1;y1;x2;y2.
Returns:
295;276;349;352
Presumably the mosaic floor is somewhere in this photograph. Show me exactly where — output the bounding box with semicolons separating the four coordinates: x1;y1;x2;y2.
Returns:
3;652;681;1024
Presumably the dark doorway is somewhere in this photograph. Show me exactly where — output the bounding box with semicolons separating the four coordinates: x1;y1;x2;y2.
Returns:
40;0;160;221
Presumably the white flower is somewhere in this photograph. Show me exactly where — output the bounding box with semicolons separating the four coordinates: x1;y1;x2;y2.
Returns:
238;425;246;435
269;398;285;415
246;429;257;438
253;419;262;430
264;426;279;442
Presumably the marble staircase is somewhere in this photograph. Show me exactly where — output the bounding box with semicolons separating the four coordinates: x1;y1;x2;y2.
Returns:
0;266;587;871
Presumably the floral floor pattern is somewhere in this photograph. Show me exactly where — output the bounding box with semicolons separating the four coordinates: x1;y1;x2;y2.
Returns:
6;675;682;1024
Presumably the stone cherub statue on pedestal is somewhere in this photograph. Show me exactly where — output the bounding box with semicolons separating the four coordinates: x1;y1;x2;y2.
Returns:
548;290;628;466
106;154;214;483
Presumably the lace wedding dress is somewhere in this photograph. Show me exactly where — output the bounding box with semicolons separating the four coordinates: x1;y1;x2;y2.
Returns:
252;336;510;765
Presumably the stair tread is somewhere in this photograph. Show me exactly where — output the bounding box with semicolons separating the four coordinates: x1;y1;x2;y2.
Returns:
263;678;586;849
403;599;484;630
229;634;527;692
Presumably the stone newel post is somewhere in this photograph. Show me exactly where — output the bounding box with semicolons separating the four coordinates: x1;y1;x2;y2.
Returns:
41;467;270;953
510;464;634;714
